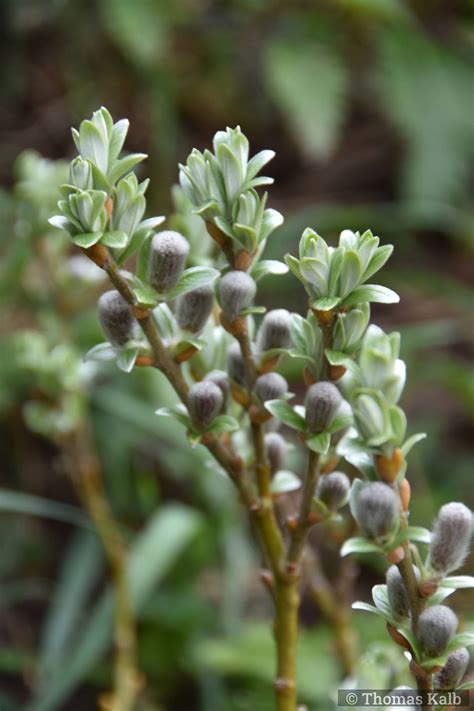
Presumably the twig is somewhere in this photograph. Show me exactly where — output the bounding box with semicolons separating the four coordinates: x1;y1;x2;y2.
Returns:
396;514;432;704
287;450;321;567
233;320;298;710
304;549;357;676
63;427;139;711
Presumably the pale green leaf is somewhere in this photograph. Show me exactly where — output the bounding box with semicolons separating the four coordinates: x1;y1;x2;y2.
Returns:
264;399;306;431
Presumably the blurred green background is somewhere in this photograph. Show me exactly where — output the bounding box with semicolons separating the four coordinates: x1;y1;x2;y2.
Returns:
0;1;473;709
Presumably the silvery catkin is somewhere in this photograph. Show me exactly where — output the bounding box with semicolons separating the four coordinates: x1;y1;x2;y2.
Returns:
255;372;288;403
305;381;342;433
188;381;223;428
176;284;214;333
316;472;350;511
417;605;458;658
256;309;292;351
218;271;256;321
353;482;400;540
148;230;189;292
98;290;137;346
434;647;470;690
429;502;473;574
264;432;287;473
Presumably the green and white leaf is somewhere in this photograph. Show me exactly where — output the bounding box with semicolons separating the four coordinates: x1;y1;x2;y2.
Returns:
305;432;330;455
165;267;219;301
341;537;382;557
206;415;239;434
264;399;306;431
270;470;302;495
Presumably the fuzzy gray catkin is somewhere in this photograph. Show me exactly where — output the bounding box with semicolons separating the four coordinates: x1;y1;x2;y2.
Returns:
316;471;350;511
256;309;292;351
305;381;342;433
226;342;246;385
353;482;401;540
188;381;223;428
204;370;229;403
176;284;214;333
255;372;288;403
417;605;458;658
264;432;287;473
148;231;189;292
98;290;137;346
434;647;470;690
429;502;473;574
218;271;256;320
386;565;411;619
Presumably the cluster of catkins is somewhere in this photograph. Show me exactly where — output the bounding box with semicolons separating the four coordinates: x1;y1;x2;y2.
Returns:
61;110;472;693
98;238;350;513
385;503;472;688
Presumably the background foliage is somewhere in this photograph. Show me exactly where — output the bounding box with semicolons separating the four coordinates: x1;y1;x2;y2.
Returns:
0;1;472;709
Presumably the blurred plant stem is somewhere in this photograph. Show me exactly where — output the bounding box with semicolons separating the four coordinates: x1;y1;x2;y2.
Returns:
304;549;358;677
62;426;140;711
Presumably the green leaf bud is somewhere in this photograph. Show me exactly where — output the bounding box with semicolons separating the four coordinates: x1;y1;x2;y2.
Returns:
176;285;214;333
204;370;230;404
69;189;107;233
418;605;458;658
305;381;342;433
434;647;470;690
353;482;401;541
218;271;256;321
256;309;292;351
429;502;473;574
98;290;137;346
148;231;189;292
69;157;93;190
264;432;287;473
188;381;224;428
226;342;246;385
316;471;350;511
255;372;288;403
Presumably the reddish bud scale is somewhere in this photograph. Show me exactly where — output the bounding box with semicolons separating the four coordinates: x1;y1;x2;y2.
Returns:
419;579;439;598
320;456;340;474
206;221;229;248
313;309;334;326
258;355;280;374
249;404;271;424
230;384;249;408
399;478;411;511
303;367;316;386
386;546;405;564
219;312;247;336
234;249;254;271
105;197;113;221
174;345;198;363
376;448;403;483
131;305;150;319
135;355;155;367
387;623;412;651
328;363;346;382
